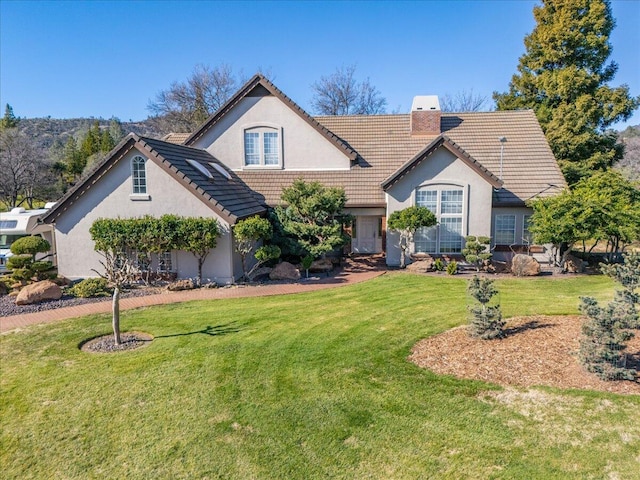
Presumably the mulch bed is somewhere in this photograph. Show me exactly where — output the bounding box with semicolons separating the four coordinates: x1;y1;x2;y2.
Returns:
409;315;640;395
80;331;153;353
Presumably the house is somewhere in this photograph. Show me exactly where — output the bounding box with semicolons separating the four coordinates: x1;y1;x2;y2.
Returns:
42;74;566;281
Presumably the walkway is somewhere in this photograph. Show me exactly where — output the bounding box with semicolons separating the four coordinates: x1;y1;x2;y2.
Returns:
1;256;386;333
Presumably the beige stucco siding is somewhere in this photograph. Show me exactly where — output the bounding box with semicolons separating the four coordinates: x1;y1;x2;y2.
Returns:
191;96;352;171
53;149;236;283
385;148;494;266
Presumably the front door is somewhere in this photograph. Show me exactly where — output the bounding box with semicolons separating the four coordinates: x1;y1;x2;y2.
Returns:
354;216;380;253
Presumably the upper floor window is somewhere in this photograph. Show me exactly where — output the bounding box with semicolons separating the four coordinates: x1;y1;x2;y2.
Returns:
244;127;281;167
131;156;147;194
414;185;465;254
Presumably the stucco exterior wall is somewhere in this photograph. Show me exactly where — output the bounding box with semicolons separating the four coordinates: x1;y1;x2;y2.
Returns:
53;149;236;283
191;96;352;171
490;206;540;262
384;148;494;266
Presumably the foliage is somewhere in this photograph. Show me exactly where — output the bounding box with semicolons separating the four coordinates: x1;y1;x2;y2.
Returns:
10;236;50;259
529;170;640;265
579;253;639;380
267;208;305;260
147;63;240;134
301;254;314;278
494;0;640;185
446;260;458;275
68;278;112;298
462;236;492;271
277;179;351;258
467;276;504;339
433;258;445;271
0;127;50;209
233;215;281;281
176;217;220;286
310;64;387;115
387;206;437;268
440;90;489;112
0;104;19;130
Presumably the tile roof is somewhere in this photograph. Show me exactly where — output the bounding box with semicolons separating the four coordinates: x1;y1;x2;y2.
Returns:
234;110;566;207
42;134;266;225
162;132;191;144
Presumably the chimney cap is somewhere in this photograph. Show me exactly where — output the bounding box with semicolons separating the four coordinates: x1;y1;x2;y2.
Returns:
411;96;440;112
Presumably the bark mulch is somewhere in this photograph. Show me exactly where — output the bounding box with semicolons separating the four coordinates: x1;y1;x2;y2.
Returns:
409;315;640;395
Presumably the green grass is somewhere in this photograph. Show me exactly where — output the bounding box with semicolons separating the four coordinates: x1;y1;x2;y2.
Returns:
2;273;638;479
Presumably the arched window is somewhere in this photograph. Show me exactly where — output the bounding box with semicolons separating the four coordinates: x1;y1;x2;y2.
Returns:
414;184;466;253
131;156;147;194
243;126;281;167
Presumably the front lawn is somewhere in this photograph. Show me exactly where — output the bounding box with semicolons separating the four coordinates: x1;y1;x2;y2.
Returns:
2;273;638;479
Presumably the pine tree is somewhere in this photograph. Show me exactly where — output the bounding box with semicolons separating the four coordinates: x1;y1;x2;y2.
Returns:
494;0;639;185
100;128;115;153
467;276;504;339
0;104;19;130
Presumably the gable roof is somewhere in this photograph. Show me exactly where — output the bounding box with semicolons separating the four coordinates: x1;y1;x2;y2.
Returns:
233;110;565;208
381;135;503;190
41;134;266;225
183;74;359;163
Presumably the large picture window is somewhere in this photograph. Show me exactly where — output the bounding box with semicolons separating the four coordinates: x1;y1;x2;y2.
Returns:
244;127;281;167
131;156;147;194
414;186;465;253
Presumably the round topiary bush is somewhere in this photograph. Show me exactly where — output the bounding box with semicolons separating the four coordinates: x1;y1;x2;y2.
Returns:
10;236;50;259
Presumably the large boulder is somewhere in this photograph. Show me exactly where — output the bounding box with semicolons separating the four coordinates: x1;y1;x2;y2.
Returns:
167;279;195;291
270;262;300;281
309;258;333;273
511;254;541;277
15;280;62;305
406;258;434;273
564;253;586;273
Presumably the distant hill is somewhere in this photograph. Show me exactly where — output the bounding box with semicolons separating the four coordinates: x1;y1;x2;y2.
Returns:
617;124;640;181
14;117;164;153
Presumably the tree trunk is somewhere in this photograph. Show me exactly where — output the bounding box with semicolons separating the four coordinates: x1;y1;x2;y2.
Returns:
112;286;121;345
197;258;203;287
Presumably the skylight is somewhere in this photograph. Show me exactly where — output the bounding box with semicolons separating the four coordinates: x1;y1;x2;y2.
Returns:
186;159;213;179
209;162;231;180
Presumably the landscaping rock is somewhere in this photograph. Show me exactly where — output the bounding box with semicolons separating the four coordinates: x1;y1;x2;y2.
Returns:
511;254;541;277
15;280;63;305
248;267;272;281
270;262;300;281
406;258;434;273
564;253;586;273
167;279;195;291
310;258;333;273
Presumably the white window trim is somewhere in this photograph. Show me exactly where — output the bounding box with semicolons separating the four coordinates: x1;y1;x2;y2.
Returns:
130;155;150;200
241;124;283;169
414;183;467;254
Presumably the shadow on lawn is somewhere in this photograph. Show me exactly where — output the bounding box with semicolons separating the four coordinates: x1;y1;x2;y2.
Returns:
154;321;245;339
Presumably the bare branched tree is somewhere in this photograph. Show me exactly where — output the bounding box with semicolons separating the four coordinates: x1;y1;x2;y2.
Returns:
440;89;490;112
0;128;48;209
311;65;387;115
147;63;240;134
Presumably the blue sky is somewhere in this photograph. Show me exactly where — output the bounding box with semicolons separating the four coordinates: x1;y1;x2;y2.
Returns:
1;0;639;129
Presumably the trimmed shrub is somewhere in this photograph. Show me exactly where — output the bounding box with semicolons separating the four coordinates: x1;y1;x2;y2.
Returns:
446;260;458;275
68;278;112;298
433;258;445;271
462;236;492;271
10;236;50;259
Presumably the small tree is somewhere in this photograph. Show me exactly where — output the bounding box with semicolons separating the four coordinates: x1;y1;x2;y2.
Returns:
387;206;437;268
578;253;639;380
177;217;220;286
233;215;281;281
8;236;52;284
90;219;138;346
467;276;504;339
277;179;351;258
462;236;492;272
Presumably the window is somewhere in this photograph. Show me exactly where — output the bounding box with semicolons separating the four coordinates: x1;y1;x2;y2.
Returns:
0;220;18;229
158;251;173;272
523;214;533;244
414;186;465;253
243;127;281;167
495;214;516;245
131;156;147;194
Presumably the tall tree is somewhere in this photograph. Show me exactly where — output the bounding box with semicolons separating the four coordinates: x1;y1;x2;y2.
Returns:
311;65;387;115
440;90;489;112
147;63;240;134
493;0;639;185
0;104;19;130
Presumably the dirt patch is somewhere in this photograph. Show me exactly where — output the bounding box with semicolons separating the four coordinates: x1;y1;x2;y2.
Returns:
80;331;153;353
409;315;640;395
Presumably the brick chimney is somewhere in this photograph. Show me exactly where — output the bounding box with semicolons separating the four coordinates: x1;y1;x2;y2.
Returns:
411;96;441;136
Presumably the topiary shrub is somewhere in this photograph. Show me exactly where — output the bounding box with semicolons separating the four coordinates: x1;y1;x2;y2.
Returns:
10;236;50;259
68;278;112;298
467;276;504;339
433;258;445;272
446;260;458;275
462;236;492;271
